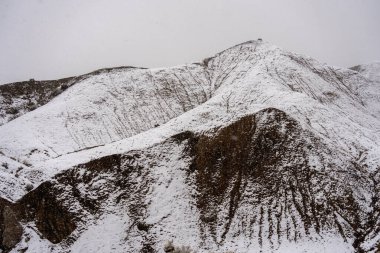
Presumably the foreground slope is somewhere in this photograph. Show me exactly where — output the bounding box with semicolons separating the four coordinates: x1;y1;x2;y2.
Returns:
0;64;211;201
0;40;379;252
2;108;379;252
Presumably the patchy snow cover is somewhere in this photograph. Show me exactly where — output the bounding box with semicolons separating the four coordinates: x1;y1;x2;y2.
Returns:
29;42;380;176
0;40;380;252
0;154;37;201
0;77;77;126
351;61;380;83
350;61;380;119
9;223;55;253
0;64;211;162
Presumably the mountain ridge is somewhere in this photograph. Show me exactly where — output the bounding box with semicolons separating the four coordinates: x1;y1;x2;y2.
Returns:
0;40;379;252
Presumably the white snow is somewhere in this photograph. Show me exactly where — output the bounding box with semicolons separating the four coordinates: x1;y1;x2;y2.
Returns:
71;214;128;253
0;40;379;252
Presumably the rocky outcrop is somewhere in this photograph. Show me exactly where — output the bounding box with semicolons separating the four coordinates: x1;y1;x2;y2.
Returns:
16;181;77;244
189;108;370;249
0;199;22;252
0;182;77;251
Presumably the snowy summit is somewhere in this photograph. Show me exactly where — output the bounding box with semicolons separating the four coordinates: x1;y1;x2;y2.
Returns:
0;40;379;253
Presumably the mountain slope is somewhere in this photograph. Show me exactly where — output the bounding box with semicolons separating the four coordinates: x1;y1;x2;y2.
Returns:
350;62;380;83
1;41;379;166
0;67;150;126
0;40;379;252
0;64;211;162
0;77;72;126
350;62;380;118
2;108;379;252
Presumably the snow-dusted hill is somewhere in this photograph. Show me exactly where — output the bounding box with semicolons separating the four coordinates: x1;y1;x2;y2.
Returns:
0;40;379;253
351;62;380;83
0;64;211;163
350;62;380;117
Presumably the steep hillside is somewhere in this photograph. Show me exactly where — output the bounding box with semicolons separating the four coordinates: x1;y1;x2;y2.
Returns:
350;62;380;83
1;41;379;166
1;108;379;252
0;40;379;252
0;66;149;126
350;62;380;118
0;77;74;126
0;64;211;164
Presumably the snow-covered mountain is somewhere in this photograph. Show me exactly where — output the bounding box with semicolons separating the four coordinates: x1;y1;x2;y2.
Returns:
349;62;380;117
0;40;379;253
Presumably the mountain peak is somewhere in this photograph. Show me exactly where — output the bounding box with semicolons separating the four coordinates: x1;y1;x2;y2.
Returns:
0;41;379;252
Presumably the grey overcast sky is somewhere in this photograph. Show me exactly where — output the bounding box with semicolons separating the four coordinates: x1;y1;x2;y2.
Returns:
0;0;379;84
